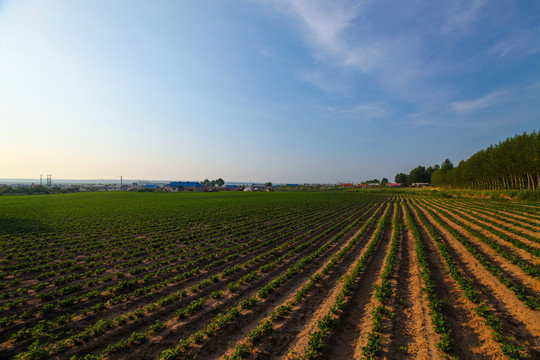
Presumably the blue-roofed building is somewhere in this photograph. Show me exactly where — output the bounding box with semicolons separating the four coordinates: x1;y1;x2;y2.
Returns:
165;181;207;192
142;184;160;189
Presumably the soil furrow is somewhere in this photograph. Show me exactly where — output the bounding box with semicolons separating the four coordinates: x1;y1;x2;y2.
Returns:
427;198;540;256
415;201;540;356
421;199;540;296
317;205;394;360
215;202;386;360
269;204;391;360
382;204;417;358
409;202;501;359
104;202;385;360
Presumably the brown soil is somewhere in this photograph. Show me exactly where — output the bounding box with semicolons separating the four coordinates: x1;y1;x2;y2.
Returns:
217;203;386;360
392;205;440;359
382;204;418;359
3;195;539;360
409;202;501;359
174;202;384;358
430;198;540;255
467;200;540;224
353;205;398;358
412;200;540;357
1;203;369;359
275;205;392;359
314;205;394;359
323;205;394;360
420;199;540;296
112;202;384;360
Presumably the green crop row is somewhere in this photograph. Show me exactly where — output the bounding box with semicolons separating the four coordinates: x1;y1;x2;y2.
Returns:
404;202;454;357
361;202;402;358
410;202;525;359
299;205;391;359
419;202;539;309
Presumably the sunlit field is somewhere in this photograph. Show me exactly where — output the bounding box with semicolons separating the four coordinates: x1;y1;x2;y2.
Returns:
1;192;539;359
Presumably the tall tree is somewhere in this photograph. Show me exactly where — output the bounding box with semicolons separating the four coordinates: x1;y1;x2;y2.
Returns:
431;132;539;190
426;165;440;183
441;159;454;172
409;166;428;184
395;173;408;185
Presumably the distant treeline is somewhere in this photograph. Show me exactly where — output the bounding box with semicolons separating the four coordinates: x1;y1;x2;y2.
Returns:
0;185;78;196
394;165;440;186
431;131;539;190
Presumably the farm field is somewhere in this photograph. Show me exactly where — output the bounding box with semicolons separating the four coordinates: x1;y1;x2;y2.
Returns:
0;191;539;359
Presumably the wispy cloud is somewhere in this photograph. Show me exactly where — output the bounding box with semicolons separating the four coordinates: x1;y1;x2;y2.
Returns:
284;0;387;73
489;28;540;58
449;90;506;114
409;116;508;130
254;46;283;61
261;0;538;130
338;103;387;120
264;0;447;103
288;0;360;50
296;68;349;93
441;0;489;33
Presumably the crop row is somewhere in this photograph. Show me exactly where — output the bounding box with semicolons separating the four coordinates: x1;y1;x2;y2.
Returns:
1;192;538;359
9;195;386;359
409;200;526;359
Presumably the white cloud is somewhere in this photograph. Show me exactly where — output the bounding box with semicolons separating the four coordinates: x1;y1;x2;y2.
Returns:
284;0;387;74
339;103;387;120
449;90;505;114
260;0;537;129
408;116;507;130
441;0;489;33
288;0;361;51
489;28;540;58
263;0;445;103
254;46;283;61
296;68;349;93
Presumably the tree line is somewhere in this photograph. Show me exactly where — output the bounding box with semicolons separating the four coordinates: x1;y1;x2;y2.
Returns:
0;185;77;196
394;165;440;186
431;131;539;190
201;178;225;187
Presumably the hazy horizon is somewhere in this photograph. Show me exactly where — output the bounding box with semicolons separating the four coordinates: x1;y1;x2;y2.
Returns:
0;178;307;186
1;1;539;183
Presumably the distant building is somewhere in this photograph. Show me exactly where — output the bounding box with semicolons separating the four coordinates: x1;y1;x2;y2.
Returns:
165;182;206;192
387;183;402;187
142;184;161;190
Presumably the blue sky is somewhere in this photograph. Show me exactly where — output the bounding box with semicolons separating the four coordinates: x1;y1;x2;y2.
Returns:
1;0;539;183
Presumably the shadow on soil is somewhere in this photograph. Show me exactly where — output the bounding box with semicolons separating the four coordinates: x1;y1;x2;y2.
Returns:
0;216;52;235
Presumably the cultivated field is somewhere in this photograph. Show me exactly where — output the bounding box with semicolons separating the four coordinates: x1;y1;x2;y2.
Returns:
0;191;539;359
